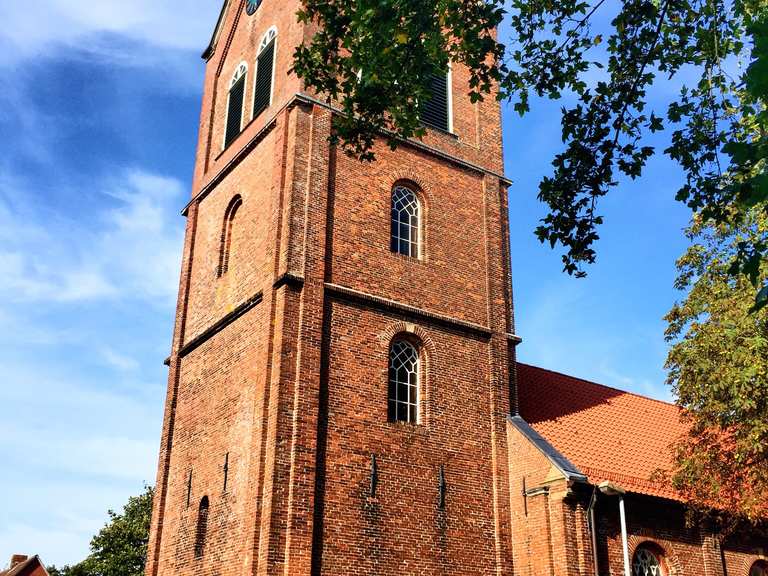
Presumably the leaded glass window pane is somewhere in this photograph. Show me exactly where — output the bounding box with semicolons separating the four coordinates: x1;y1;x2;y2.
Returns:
391;186;420;257
388;340;419;423
632;548;663;576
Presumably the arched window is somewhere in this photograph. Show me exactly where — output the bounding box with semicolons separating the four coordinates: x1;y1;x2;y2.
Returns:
751;561;768;576
218;195;242;277
245;0;262;15
224;62;248;149
632;545;666;576
390;185;421;257
253;27;277;119
388;339;420;423
194;496;210;559
420;66;452;132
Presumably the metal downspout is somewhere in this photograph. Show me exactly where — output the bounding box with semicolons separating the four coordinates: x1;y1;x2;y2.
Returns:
598;482;630;576
587;487;599;576
619;496;631;576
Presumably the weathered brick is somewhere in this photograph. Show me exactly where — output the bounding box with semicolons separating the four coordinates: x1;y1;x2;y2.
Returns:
145;3;766;575
146;2;516;575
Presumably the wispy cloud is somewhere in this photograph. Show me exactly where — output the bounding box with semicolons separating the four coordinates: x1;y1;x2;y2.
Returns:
0;1;221;62
0;2;195;567
0;333;166;565
100;347;141;372
0;168;184;306
515;274;673;401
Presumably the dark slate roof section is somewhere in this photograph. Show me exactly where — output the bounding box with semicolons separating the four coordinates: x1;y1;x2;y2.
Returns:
202;0;231;60
508;415;588;483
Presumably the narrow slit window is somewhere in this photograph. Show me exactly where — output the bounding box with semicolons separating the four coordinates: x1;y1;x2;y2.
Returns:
253;28;277;119
194;496;210;559
388;340;420;424
390;186;420;257
420;70;450;132
186;470;193;508
218;195;243;277
224;63;248;149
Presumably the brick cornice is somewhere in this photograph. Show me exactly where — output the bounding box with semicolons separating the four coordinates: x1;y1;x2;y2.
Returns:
182;93;512;217
295;94;513;186
177;290;264;358
183;118;278;216
325;282;494;338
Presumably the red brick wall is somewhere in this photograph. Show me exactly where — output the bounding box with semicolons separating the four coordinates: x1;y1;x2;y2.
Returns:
506;422;596;576
313;302;505;574
597;494;768;576
155;305;269;574
183;128;278;341
192;1;506;196
193;0;306;189
147;1;519;575
330;145;490;326
506;420;768;576
145;3;768;576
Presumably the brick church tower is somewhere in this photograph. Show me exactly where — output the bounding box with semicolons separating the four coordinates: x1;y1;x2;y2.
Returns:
146;1;521;574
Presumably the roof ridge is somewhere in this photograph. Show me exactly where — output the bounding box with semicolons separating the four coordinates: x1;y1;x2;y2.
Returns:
0;556;44;576
517;362;677;409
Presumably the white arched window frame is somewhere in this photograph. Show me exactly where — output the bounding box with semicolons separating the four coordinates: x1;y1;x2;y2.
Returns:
388;339;420;424
390;185;421;258
632;546;665;576
223;62;249;149
231;62;248;86
446;61;454;133
252;26;278;119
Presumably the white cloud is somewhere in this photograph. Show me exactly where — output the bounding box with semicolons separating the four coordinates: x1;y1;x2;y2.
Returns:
0;168;184;306
100;347;140;372
99;170;186;304
0;425;158;483
0;1;222;62
0;358;164;567
0;475;148;567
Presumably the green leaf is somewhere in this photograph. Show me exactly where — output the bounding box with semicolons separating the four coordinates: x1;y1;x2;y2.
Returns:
750;283;768;314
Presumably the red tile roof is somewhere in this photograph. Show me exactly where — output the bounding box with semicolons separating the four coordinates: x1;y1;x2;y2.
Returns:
0;556;48;576
517;363;689;501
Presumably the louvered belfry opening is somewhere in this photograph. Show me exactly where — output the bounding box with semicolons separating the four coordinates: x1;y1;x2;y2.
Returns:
225;76;246;148
420;70;449;132
253;40;275;119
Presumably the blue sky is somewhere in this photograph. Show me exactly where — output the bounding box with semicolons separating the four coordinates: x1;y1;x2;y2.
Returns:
0;1;691;568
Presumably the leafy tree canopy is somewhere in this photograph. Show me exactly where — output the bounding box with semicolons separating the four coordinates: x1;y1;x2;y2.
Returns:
48;486;153;576
665;207;768;521
293;0;767;305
